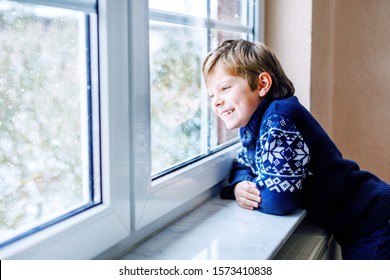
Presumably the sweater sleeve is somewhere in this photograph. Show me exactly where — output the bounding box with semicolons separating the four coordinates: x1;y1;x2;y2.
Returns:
229;146;256;185
220;146;256;200
255;114;310;215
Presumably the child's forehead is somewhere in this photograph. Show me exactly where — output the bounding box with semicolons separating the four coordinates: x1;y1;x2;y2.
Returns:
206;68;246;91
209;63;234;78
207;66;235;83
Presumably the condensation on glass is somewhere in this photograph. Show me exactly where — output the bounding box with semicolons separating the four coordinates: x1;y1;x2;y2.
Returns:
0;1;100;245
149;0;254;176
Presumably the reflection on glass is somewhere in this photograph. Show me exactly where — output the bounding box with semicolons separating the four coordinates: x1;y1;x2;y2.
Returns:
149;1;254;176
209;31;248;149
149;21;206;174
0;2;94;244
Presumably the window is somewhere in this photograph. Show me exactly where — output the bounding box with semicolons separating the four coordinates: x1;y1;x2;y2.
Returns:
0;0;261;259
0;0;130;259
149;0;256;176
0;0;101;247
129;0;260;231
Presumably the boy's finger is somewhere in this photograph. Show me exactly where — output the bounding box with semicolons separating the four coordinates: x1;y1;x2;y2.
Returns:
242;199;259;209
243;192;260;203
247;188;260;200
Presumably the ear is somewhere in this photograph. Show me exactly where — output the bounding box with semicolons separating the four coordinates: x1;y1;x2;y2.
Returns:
257;72;272;97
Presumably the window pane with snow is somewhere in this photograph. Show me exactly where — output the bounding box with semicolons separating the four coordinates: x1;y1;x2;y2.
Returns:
0;1;100;245
149;0;254;177
210;0;249;25
150;21;207;175
149;0;207;17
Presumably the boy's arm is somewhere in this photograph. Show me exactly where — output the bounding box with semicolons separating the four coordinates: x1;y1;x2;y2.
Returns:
229;148;256;185
220;147;256;200
254;114;310;215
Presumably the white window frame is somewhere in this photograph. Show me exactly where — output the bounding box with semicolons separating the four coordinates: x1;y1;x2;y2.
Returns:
0;0;130;259
0;0;264;259
130;0;263;231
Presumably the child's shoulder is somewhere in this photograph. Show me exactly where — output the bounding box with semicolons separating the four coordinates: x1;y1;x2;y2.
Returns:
261;96;318;134
264;96;331;143
271;96;305;112
265;96;312;120
265;96;309;120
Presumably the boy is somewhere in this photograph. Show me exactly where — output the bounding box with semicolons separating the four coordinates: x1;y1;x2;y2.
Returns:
202;39;390;259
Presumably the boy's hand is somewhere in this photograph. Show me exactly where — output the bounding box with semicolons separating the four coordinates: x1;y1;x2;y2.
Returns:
234;181;261;210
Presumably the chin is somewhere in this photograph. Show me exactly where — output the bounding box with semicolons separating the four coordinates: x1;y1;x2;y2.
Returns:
225;122;239;130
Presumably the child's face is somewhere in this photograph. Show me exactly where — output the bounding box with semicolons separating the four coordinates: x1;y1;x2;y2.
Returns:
206;65;262;130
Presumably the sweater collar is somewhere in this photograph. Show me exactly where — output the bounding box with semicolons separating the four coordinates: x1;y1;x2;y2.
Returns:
240;96;273;140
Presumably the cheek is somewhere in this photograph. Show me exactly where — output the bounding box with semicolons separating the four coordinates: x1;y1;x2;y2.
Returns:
212;105;218;116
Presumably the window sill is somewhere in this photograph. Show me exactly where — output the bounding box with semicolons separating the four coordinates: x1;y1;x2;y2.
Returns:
119;195;307;260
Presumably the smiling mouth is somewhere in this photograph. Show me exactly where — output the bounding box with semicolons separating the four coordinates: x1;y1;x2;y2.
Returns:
220;109;235;117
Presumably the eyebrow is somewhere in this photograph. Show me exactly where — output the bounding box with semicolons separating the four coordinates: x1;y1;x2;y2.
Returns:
211;77;235;88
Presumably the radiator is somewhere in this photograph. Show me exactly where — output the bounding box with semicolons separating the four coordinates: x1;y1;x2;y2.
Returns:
273;217;339;260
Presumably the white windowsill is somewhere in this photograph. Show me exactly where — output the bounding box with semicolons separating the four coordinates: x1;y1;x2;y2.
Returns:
119;195;306;260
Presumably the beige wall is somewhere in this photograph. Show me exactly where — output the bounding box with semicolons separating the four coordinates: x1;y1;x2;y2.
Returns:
266;0;390;182
265;0;312;110
332;0;390;181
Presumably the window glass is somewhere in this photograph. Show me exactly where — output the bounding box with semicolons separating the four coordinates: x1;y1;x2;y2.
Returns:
149;0;249;24
149;0;254;177
150;21;207;174
208;31;249;149
0;1;99;246
149;0;207;17
210;0;249;25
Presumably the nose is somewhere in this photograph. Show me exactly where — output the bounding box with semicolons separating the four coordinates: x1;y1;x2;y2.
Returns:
213;96;224;107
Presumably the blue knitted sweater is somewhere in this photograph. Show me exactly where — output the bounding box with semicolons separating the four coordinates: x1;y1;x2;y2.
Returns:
224;96;390;244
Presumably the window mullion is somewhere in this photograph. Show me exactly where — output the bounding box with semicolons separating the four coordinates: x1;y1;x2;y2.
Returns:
255;0;264;42
128;0;153;229
10;0;96;13
201;72;210;154
206;0;212;153
149;8;252;34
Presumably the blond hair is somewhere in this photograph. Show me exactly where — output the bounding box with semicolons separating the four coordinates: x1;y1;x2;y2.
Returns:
202;39;295;99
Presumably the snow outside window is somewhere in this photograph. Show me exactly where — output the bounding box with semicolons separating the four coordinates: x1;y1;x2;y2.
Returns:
0;0;101;251
149;0;255;177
